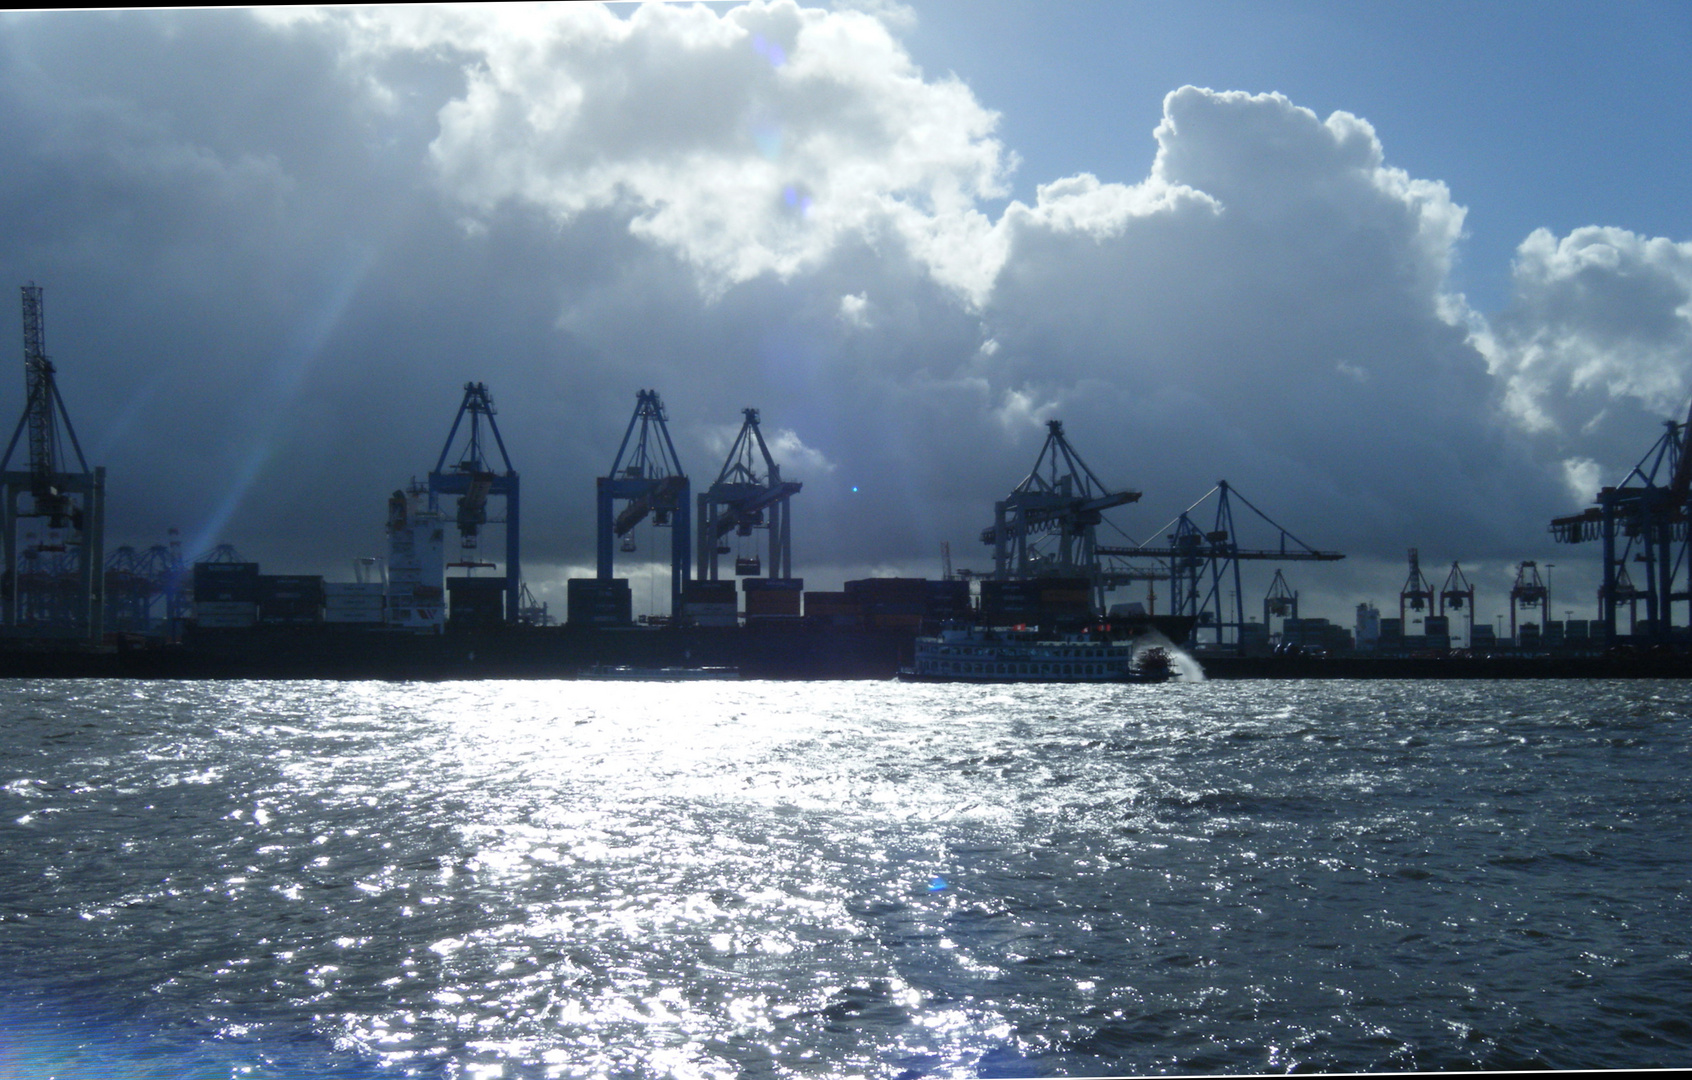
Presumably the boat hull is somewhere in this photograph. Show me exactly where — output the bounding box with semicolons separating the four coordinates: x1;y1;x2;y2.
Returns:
895;669;1169;684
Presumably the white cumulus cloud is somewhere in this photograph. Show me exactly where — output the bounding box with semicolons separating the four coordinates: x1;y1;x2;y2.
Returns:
301;0;1012;300
1480;225;1692;446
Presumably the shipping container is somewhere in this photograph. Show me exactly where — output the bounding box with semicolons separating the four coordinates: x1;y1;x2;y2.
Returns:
324;595;385;624
742;577;804;592
925;579;972;618
681;582;738;604
258;575;325;601
447;578;505;628
196;615;256;629
679;605;738;628
744;613;804;626
194;599;255;628
567;578;633;626
324;582;386;599
678;594;738;628
869;612;923;630
844;579;929;609
744;590;801;616
193;562;260;602
804;592;863;625
259;601;323;624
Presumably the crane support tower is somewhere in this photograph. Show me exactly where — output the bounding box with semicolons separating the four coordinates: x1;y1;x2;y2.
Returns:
1400;548;1435;626
429;382;521;623
1550;397;1692;644
598;389;690;613
0;284;105;641
103;545;154;634
1509;561;1548;644
980;419;1140;610
696;408;801;581
1439;561;1476;644
1097;481;1343;652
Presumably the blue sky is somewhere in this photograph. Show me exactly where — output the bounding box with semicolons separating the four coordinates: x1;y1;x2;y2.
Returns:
899;0;1692;311
0;1;1689;629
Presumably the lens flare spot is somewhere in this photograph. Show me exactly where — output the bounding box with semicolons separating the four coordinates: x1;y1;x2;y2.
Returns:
751;33;786;67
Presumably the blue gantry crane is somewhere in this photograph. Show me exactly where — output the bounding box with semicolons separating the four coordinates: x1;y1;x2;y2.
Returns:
598;389;690;613
1439;560;1475;643
103;545;154;633
429;382;520;623
0;284;105;640
103;531;188;637
1508;560;1549;643
1551;397;1692;644
980;419;1140;608
1098;481;1343;651
1400;547;1435;627
696;408;801;581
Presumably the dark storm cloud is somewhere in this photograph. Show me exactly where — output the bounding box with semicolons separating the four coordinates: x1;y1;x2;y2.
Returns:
978;87;1559;561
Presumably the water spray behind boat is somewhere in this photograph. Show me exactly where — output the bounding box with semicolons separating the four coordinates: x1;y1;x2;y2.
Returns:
1133;630;1207;682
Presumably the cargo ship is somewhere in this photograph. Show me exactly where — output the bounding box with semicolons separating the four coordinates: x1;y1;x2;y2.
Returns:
0;564;1199;681
897;625;1174;683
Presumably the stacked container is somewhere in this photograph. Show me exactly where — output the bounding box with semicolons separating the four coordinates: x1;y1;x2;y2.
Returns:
1422;614;1451;653
324;582;385;624
679;581;737;627
743;577;803;620
844;578;927;629
447;577;505;630
803;591;862;627
1037;578;1092;623
1376;617;1404;649
193;562;259;628
925;579;972;623
978;579;1042;626
258;575;325;624
567;579;632;626
1240;621;1272;656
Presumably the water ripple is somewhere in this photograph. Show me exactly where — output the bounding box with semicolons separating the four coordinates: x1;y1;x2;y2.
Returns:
0;678;1689;1075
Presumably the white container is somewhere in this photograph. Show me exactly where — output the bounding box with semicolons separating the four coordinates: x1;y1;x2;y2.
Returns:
385;486;445;632
325;582;386;598
196;600;256;628
325;594;385;623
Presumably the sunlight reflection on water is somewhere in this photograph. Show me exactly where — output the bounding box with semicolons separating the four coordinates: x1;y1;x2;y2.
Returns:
0;677;1689;1076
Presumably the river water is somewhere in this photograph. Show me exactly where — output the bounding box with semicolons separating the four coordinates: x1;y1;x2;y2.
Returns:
0;677;1688;1078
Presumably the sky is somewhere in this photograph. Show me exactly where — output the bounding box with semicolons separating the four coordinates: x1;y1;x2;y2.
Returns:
1;1;1689;630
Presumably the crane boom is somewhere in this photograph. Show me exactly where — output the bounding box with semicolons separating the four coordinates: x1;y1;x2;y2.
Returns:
21;285;56;500
3;284;89;528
